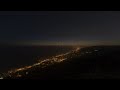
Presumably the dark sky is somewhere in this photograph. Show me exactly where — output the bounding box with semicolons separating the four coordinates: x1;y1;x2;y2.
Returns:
0;11;120;46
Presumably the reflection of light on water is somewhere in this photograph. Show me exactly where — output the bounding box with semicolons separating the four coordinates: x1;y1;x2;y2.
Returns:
6;47;81;78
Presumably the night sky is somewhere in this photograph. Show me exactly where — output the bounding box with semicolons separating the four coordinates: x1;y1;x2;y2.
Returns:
0;11;120;46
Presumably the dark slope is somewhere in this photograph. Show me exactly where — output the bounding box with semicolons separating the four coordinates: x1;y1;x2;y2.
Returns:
6;46;120;79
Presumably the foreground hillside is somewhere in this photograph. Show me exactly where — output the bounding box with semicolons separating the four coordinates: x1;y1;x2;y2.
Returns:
5;46;120;79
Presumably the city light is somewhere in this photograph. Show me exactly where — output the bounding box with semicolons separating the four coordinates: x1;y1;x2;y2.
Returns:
0;77;3;79
5;47;81;78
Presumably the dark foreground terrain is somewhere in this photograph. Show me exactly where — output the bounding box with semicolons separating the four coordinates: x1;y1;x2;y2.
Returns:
4;46;120;79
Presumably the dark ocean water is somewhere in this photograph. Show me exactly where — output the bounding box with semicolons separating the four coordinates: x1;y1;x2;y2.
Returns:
0;45;74;72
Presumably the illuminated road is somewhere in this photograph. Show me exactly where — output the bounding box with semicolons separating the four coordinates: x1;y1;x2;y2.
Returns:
0;47;81;79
